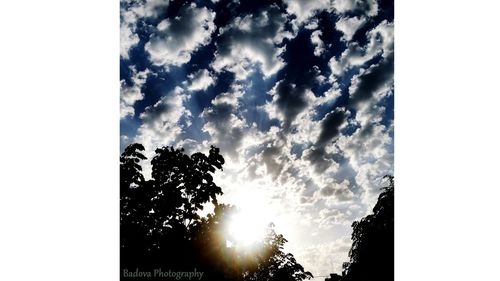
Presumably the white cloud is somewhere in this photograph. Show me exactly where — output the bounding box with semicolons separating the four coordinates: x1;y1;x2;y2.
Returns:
329;43;365;77
332;0;378;17
304;18;319;30
316;208;352;228
120;0;171;59
120;67;150;118
338;72;394;206
284;0;331;26
329;20;394;78
337;107;393;206
335;16;367;41
129;0;170;19
313;87;342;106
134;87;191;176
120;5;140;60
295;236;352;277
283;0;379;29
186;69;215;92
120;135;133;152
311;30;325;56
341;135;392;207
145;3;215;68
211;5;291;79
368;20;395;57
120;23;140;60
330;30;394;207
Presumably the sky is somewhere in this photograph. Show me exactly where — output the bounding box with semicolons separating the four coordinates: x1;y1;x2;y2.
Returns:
120;0;393;277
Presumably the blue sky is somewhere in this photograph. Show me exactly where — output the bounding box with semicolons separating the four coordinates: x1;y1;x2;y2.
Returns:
120;0;393;277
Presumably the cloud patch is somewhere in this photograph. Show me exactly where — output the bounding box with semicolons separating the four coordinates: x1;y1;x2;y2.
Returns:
186;69;215;92
329;20;393;78
284;0;331;25
311;30;325;56
349;52;394;107
145;3;216;68
134;87;191;166
332;0;379;17
335;16;366;41
211;5;290;79
120;67;150;118
303;108;348;173
201;86;247;160
296;237;351;277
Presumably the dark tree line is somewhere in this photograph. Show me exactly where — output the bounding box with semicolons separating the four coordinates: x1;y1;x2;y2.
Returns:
326;176;394;281
120;143;313;281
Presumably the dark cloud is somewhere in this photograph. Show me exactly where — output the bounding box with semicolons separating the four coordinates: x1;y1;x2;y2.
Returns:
272;78;310;131
299;177;320;203
270;30;324;131
201;91;246;160
137;86;187;130
140;94;174;124
319;185;353;201
304;147;334;174
349;52;394;107
304;108;348;173
316;107;348;146
320;185;335;196
261;145;285;180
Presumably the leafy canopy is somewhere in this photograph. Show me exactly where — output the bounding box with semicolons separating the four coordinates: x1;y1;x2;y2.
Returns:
120;143;313;281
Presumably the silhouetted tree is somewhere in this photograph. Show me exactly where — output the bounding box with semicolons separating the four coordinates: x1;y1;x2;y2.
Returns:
120;143;148;256
326;176;394;281
121;144;225;275
120;143;313;281
244;225;313;281
120;143;146;191
324;273;342;281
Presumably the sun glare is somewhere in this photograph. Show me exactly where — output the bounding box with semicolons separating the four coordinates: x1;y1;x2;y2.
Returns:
224;187;275;248
227;209;268;247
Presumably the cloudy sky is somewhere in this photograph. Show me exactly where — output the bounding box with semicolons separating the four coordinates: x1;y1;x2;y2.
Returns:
120;0;393;277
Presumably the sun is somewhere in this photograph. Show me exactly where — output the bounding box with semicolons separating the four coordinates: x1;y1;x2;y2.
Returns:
226;208;268;247
224;187;274;248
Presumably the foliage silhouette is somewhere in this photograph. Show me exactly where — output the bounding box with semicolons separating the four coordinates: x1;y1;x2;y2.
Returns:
326;176;394;281
120;143;313;281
